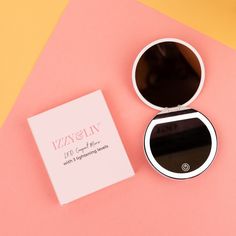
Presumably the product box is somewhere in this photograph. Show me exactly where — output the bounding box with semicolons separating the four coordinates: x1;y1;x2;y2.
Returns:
28;90;134;204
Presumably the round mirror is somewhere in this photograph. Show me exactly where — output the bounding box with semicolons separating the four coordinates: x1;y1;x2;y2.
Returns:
144;109;217;179
132;38;205;110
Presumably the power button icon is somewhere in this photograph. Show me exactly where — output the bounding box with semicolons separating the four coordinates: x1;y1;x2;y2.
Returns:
181;163;190;172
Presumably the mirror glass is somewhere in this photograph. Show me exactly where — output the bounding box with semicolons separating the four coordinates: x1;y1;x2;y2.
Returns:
149;118;212;173
135;41;202;108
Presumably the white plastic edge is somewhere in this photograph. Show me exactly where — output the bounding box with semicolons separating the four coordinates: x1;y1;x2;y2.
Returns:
132;38;205;111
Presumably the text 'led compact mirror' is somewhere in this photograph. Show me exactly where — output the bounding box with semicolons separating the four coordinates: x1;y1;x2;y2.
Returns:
132;38;217;179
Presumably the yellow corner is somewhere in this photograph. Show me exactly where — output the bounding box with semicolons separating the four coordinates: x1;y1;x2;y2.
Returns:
139;0;236;49
0;0;68;127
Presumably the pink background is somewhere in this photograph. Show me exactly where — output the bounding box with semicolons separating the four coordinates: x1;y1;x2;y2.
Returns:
1;0;236;235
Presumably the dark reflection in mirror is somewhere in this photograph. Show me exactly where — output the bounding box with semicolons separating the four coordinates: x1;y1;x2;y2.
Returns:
135;42;201;107
149;118;211;173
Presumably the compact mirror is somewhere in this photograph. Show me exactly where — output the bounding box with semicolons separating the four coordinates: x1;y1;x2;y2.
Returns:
132;38;205;110
144;109;217;179
132;38;217;179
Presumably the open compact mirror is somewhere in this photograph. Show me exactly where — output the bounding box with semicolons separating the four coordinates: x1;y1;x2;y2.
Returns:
132;38;217;179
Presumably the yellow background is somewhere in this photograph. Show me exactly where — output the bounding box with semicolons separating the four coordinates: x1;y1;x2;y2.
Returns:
139;0;236;49
0;0;68;127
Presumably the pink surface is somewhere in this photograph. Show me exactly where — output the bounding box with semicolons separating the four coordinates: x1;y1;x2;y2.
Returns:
1;0;236;235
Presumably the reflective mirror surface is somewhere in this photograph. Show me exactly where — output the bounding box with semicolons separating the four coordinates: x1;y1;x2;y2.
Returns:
135;41;202;108
149;118;212;174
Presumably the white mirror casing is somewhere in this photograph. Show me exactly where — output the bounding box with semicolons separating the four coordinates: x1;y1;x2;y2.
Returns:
132;38;217;179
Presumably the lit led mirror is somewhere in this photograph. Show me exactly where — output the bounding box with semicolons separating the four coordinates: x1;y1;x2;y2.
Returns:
144;109;217;179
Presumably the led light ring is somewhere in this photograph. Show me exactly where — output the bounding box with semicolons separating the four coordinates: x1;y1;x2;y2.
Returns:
144;111;217;179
